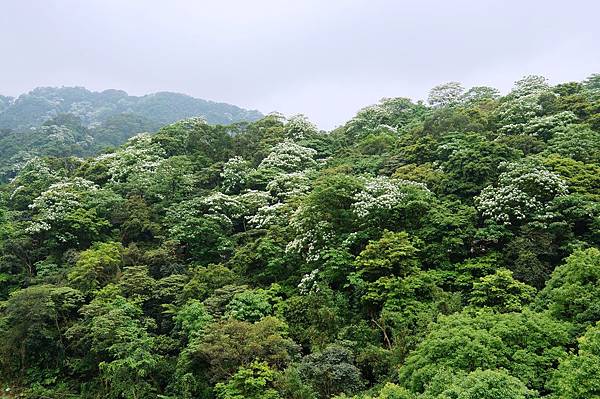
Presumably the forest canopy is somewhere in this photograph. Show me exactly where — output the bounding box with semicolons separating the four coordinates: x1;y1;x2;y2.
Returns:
1;74;600;398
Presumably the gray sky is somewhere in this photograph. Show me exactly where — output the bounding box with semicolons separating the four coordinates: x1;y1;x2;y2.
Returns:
1;0;599;129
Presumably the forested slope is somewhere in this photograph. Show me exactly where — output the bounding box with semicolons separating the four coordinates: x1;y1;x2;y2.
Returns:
0;87;262;182
0;74;599;399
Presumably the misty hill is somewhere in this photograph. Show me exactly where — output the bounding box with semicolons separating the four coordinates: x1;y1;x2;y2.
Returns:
0;86;262;130
0;87;262;181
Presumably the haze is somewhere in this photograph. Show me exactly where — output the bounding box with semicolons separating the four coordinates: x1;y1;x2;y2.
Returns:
1;0;599;129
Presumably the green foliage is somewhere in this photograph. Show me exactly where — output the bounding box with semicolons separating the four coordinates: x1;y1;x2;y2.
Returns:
0;285;83;383
549;322;600;399
298;344;364;398
469;269;536;312
1;75;599;398
536;248;600;330
215;361;281;399
398;310;572;393
224;285;281;322
183;316;298;383
67;241;123;295
431;369;537;399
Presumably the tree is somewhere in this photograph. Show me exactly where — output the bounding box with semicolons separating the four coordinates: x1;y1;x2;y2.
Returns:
432;369;536;399
352;176;432;230
510;75;550;98
183;316;299;383
398;310;571;393
26;177;116;249
221;156;253;194
536;248;600;330
165;194;242;262
174;299;213;341
475;161;568;226
67;241;123;295
298;344;364;398
258;140;318;174
549;322;600;399
285;114;318;141
428;82;465;107
546;124;600;163
353;231;420;283
0;285;83;383
224;286;281;322
66;295;160;399
469;269;536;312
215;361;282;399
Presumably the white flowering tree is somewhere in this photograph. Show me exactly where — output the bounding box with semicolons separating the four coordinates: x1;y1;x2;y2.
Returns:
166;193;243;262
286;174;363;261
266;171;311;201
236;190;273;228
522;111;578;140
428;82;465;107
96;133;166;195
494;94;545;135
221;156;253;194
352;176;432;230
247;202;291;230
461;86;500;103
8;157;66;210
258;140;317;174
475;162;568;225
26;177;117;248
510;75;550;98
345;97;423;139
494;76;556;135
284;114;318;141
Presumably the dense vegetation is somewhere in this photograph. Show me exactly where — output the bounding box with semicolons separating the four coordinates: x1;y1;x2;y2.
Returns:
1;74;599;399
0;87;262;182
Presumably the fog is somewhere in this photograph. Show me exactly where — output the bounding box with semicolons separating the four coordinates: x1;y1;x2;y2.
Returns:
1;0;598;128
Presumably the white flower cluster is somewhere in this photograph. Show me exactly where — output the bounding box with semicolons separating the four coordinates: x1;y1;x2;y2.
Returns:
427;81;465;107
27;177;99;238
346;104;391;135
247;202;290;229
266;171;311;201
285;114;318;141
298;268;320;295
495;94;544;135
352;176;430;219
197;192;244;224
237;190;273;223
258;140;317;173
98;134;166;184
221;156;251;193
39;125;77;144
522;111;577;138
286;212;336;262
9;157;62;199
510;75;550;98
475;163;568;225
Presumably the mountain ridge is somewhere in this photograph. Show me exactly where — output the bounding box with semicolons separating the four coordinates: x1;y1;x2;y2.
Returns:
0;86;263;130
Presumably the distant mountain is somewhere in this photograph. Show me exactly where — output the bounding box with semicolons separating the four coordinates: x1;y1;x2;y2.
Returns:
0;87;263;181
0;86;262;130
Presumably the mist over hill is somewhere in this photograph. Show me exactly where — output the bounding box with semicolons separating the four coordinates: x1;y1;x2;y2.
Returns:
0;86;262;129
0;86;262;181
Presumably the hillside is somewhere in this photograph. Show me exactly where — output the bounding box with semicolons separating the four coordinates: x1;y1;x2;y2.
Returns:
0;74;599;399
0;87;262;130
0;87;262;181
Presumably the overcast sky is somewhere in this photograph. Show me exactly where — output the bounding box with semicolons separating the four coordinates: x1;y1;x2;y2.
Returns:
1;0;599;129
